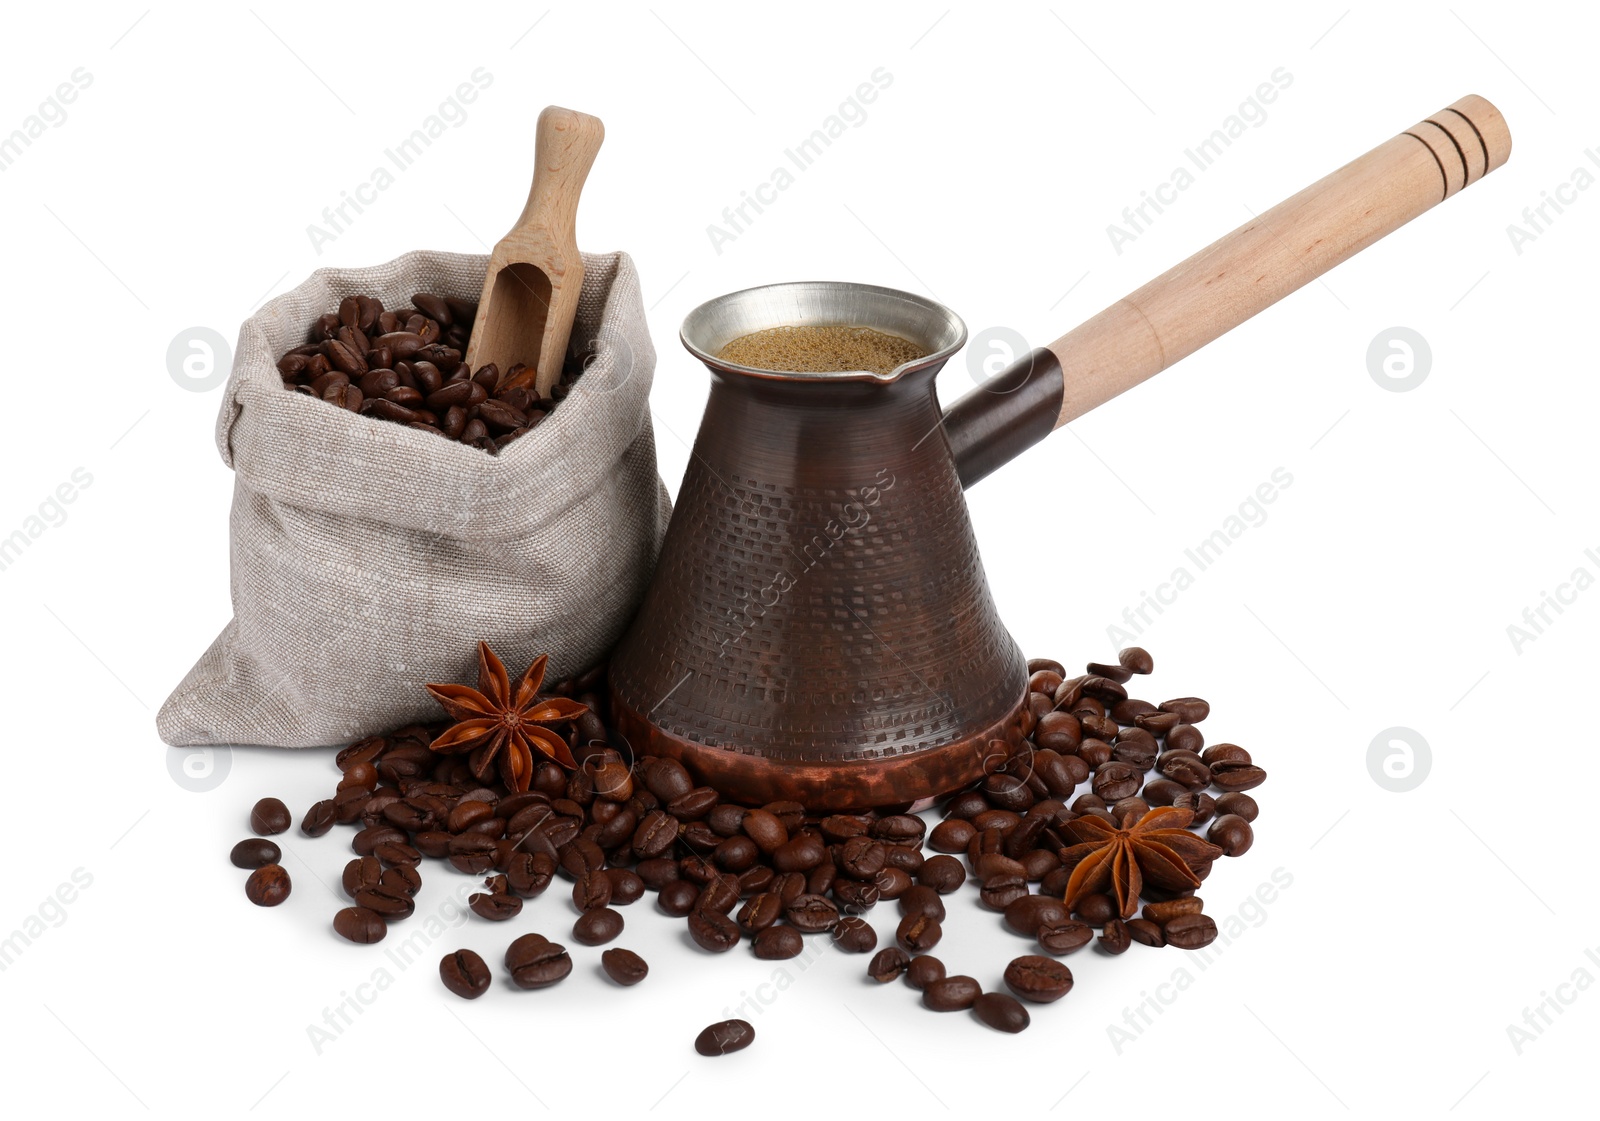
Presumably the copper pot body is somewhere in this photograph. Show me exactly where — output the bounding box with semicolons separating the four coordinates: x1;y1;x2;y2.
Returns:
609;283;1050;811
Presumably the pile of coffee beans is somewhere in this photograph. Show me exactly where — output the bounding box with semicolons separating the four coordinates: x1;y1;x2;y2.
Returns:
233;798;292;907
236;648;1264;1049
275;292;585;454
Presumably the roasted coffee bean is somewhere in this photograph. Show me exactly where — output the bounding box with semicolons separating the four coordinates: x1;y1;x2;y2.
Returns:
1112;698;1158;723
334;906;386;944
944;791;989;821
695;1019;755;1057
230;838;281;869
1172;791;1217;825
869;947;911;982
506;935;572;988
1099;919;1132;954
832;878;880;911
1033;711;1082;752
980;873;1029;911
1003;894;1069;937
875;866;913;900
972;809;1021;834
905;955;946;990
1163;912;1219;949
898;885;946;921
596;947;646;987
448;834;499;875
636;857;681;890
714;835;759;873
572;872;613;912
506;851;556;898
353;825;407;856
1074;893;1117;925
896;913;942;953
1020;848;1060;882
837;836;887;880
606;868;645;905
558;837;605;880
250;798;291;835
1076;738;1112;768
982;772;1035;812
1215;792;1259;822
440;949;491;998
632;810;680;858
695;873;741;916
1084;660;1134;684
301;800;337;837
1142;778;1188;807
738;865;775;896
819;815;868;843
871;814;925;844
785;893;840;933
643;758;694;803
1111;796;1151;824
666;787;719;821
918;855;966;894
469;892;522;921
833;916;877;953
1092;761;1143;802
1134;709;1182;734
342;857;383;899
246;864;291;906
1210;761;1268;792
707;804;746;837
1159;751;1212;791
1003;955;1073;1003
1208;814;1254;856
923;975;982;1012
737;892;784;934
1126;918;1166;947
752;924;803;960
1038;921;1095;954
740;809;787;853
773;834;826;873
658;880;699;917
573;907;624;945
688;909;741;952
1143;897;1204;924
1117;646;1154;674
974;992;1031;1033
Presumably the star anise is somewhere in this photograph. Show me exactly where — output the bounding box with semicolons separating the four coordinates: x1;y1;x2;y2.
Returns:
424;642;588;791
1059;806;1223;919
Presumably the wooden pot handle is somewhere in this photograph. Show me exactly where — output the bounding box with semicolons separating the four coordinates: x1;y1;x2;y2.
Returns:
945;94;1512;486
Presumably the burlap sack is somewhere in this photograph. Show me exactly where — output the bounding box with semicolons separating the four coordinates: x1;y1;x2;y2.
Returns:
158;250;670;748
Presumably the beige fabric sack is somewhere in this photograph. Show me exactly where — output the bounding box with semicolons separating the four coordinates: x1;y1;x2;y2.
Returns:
158;250;669;748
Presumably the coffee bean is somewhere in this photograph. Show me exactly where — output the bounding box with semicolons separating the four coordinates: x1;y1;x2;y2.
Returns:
601;947;649;986
1164;913;1219;950
874;866;913;900
635;857;681;890
1002;894;1069;937
871;815;925;845
923;975;982;1011
736;892;783;934
785;893;840;933
695;1019;755;1057
833;916;877;953
1126;918;1166;947
606;868;645;905
374;841;421;868
353;825;406;856
469;892;522;921
573;907;624;945
250;798;291;835
1142;778;1188;807
868;947;911;982
1003;955;1073;1003
741;809;787;853
1210;761;1268;792
1099;919;1131;954
695;873;740;915
898;885;946;921
752;924;803;960
1038;921;1094;954
230;838;281;869
658;879;699;917
837;836;887;879
382;865;421;897
1158;696;1209;722
918;855;966;894
506;935;572;988
896;913;942;953
506;851;556;898
572;871;613;912
334;906;386;944
833;878;880;911
246;864;291;906
440;949;491;998
773;834;826;873
688;909;741;953
1118;647;1154;674
974;992;1031;1033
1172;791;1217;825
1207;814;1254;856
980;873;1028;911
905;955;946;990
1215;791;1259;821
301;800;337;837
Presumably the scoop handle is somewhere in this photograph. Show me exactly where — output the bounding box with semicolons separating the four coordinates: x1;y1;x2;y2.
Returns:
946;94;1512;487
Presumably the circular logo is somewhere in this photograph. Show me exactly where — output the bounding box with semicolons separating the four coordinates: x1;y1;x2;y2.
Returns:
579;328;636;396
1366;327;1431;393
965;326;1032;388
167;745;232;792
1366;726;1430;792
167;327;233;393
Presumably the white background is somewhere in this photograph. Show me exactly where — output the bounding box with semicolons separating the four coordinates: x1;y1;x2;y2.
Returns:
1;2;1594;1116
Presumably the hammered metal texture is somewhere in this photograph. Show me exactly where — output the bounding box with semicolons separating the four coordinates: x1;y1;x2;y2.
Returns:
610;361;1026;798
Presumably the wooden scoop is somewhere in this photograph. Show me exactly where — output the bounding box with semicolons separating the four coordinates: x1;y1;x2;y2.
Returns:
463;106;604;398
